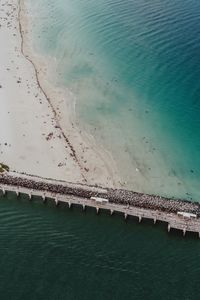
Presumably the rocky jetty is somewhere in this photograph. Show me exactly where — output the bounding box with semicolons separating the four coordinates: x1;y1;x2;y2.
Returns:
0;173;200;215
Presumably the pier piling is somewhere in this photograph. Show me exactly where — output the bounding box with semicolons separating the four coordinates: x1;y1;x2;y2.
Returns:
55;197;59;206
2;188;6;196
42;194;46;202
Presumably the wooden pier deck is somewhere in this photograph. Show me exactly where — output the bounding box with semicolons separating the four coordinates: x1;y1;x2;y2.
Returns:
0;174;200;238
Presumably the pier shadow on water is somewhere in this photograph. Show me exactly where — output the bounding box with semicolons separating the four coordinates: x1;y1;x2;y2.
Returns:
0;192;199;300
0;191;199;241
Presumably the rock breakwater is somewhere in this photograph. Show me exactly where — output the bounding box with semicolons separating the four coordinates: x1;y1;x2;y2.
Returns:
0;173;199;215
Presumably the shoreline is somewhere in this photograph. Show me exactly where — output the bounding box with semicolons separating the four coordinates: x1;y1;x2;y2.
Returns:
0;0;121;188
17;0;86;180
19;0;122;188
0;0;85;183
19;0;198;202
1;0;198;202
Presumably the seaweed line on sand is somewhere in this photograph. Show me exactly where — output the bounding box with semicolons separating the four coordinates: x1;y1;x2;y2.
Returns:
17;0;87;182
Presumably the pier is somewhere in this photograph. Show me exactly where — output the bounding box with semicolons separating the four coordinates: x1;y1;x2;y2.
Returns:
0;172;200;237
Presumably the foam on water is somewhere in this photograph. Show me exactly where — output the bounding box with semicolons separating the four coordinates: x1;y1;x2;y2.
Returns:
26;0;200;200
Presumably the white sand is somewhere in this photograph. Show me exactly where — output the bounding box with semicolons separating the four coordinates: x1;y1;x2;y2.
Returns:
0;0;121;188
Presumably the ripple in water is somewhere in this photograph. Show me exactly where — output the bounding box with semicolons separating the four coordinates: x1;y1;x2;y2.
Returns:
0;192;200;299
26;0;200;201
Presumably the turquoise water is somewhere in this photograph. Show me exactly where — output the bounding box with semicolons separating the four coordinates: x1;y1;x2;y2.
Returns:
0;192;200;299
26;0;200;201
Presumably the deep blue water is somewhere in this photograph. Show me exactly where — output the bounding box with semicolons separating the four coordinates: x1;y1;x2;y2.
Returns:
27;0;200;200
0;192;200;300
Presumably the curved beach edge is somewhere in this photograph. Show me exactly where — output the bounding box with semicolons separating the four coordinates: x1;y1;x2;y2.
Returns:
18;0;123;189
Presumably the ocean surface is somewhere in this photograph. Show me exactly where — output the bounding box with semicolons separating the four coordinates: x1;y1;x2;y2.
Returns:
26;0;200;201
0;192;200;300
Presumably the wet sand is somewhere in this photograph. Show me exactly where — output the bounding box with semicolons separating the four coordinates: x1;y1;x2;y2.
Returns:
0;0;121;188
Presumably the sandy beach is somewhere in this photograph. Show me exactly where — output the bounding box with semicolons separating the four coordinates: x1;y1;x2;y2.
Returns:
0;0;121;187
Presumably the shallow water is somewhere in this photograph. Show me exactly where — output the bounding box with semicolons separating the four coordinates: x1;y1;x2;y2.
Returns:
26;0;200;201
0;192;200;299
